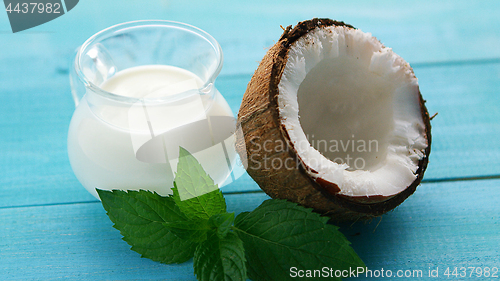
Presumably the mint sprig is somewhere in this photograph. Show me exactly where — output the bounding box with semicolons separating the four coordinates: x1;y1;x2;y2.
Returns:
98;148;365;281
97;189;197;264
172;147;226;220
234;199;365;281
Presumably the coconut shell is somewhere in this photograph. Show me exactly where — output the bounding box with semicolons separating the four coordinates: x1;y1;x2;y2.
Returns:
237;18;431;222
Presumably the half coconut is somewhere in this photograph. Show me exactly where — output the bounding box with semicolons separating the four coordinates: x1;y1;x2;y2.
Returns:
237;18;431;221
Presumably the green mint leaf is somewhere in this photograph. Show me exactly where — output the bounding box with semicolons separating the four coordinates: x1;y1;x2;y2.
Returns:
172;147;226;220
97;189;197;264
194;231;247;281
209;212;235;239
234;199;365;281
163;219;211;243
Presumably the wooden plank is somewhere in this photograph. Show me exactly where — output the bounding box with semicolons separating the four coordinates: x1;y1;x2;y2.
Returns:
1;0;500;76
412;61;500;181
0;192;270;280
1;61;500;207
341;178;500;280
1;179;498;279
0;72;98;208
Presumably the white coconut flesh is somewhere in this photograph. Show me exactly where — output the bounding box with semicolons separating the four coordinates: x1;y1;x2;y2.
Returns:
277;26;428;197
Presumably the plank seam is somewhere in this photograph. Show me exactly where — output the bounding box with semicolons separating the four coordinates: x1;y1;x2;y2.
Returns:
2;175;499;210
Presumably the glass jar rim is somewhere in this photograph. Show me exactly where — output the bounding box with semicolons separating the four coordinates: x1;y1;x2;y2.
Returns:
74;20;223;104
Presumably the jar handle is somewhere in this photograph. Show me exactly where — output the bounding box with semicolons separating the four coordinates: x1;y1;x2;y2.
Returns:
69;47;85;108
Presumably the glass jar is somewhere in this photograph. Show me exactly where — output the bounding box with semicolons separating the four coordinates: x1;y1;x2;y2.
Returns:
68;20;237;199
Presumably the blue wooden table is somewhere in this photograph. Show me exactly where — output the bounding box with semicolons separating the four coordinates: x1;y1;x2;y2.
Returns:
1;0;500;280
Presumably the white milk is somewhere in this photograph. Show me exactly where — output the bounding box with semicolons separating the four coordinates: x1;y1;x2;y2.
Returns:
68;65;236;199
